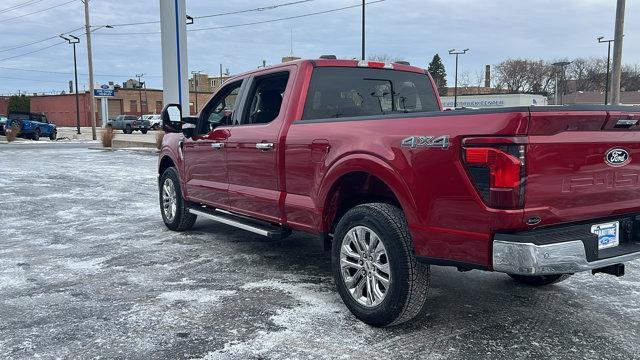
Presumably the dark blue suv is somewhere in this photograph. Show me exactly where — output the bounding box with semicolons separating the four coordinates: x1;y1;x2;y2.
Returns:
7;112;57;141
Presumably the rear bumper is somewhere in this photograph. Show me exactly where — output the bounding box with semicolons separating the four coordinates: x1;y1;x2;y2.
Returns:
493;215;640;275
493;240;640;275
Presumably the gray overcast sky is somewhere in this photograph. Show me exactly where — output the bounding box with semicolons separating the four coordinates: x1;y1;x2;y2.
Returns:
0;0;638;94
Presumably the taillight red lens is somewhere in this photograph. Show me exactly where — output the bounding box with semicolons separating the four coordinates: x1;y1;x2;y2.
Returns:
464;145;525;209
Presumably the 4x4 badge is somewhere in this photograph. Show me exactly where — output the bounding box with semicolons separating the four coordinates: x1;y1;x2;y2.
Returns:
401;135;450;149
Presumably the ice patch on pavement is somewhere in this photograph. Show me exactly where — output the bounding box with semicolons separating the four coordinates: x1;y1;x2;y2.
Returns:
60;257;109;271
158;289;236;303
203;278;373;360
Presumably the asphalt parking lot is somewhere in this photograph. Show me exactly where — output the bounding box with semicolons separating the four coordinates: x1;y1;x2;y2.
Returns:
1;142;639;360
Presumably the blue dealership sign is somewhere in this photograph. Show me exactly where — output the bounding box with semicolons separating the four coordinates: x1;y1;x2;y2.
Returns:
94;88;115;97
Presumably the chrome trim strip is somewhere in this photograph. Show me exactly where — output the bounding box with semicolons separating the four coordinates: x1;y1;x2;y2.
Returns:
189;208;271;237
493;240;640;275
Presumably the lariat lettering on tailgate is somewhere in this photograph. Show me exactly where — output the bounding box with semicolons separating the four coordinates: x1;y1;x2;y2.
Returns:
561;170;640;193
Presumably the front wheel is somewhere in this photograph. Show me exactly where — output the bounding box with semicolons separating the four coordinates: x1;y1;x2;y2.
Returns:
159;167;196;231
32;129;40;141
508;273;572;286
124;125;132;134
332;203;430;327
49;130;57;140
141;129;148;134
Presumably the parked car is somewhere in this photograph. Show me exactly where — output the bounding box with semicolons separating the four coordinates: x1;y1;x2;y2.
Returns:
157;58;640;327
0;114;7;135
141;114;162;130
106;115;149;134
7;112;57;140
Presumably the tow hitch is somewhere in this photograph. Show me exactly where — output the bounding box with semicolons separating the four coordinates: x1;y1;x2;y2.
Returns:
592;264;625;277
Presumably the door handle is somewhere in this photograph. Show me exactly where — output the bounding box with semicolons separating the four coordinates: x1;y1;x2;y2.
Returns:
255;142;274;151
211;142;224;149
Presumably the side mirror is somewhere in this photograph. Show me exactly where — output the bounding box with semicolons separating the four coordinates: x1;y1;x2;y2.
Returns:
162;104;183;133
181;117;198;138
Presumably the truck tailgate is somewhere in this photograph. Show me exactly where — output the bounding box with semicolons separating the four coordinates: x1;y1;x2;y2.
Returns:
525;108;640;225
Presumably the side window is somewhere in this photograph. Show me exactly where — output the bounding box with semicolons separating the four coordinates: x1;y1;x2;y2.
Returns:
301;67;439;121
242;72;290;125
198;80;243;135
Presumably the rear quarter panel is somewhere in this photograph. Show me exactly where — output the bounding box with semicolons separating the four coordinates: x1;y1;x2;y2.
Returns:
284;110;529;267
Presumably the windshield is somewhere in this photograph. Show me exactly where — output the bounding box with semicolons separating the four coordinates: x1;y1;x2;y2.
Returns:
302;67;439;120
116;115;124;120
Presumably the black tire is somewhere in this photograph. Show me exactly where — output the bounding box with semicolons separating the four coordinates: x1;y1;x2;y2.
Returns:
49;130;57;141
32;128;40;141
508;273;572;286
124;125;132;134
159;167;197;231
332;203;430;327
141;129;148;134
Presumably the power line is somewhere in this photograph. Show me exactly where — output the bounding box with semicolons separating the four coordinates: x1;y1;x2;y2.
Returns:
96;0;315;28
0;75;69;84
0;26;84;53
0;65;162;78
95;0;385;36
0;0;49;13
0;41;65;62
0;0;76;22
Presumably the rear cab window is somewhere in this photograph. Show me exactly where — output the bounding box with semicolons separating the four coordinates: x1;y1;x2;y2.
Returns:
301;67;439;121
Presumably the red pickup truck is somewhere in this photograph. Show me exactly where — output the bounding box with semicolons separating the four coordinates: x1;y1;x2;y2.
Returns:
158;58;640;327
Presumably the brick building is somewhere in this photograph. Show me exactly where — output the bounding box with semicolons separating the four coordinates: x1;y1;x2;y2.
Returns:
25;88;213;127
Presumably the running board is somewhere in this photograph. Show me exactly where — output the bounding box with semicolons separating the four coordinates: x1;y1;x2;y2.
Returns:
188;207;291;239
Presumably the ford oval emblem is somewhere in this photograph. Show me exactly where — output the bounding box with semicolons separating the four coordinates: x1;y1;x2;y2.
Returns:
605;148;631;167
101;84;109;90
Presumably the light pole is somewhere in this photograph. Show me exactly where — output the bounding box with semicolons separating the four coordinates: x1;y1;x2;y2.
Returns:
60;34;81;135
552;61;571;105
598;36;614;105
136;73;145;116
191;70;203;114
448;48;469;108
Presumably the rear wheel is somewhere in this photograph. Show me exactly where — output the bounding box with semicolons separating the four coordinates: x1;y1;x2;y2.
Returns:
141;129;148;134
159;167;197;231
332;203;430;327
32;128;40;141
124;125;132;134
508;273;572;286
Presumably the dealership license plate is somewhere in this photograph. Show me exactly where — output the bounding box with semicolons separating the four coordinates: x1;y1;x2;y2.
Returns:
591;221;620;250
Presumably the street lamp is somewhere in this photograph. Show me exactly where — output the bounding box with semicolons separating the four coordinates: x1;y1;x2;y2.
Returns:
448;48;469;108
59;34;81;135
598;36;614;105
191;70;202;113
135;73;145;116
552;61;571;105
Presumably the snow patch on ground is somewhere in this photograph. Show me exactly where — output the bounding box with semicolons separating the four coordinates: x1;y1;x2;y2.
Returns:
158;289;236;303
203;278;373;360
60;256;109;271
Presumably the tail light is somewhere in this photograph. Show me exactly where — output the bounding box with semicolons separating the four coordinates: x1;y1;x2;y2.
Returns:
462;138;526;209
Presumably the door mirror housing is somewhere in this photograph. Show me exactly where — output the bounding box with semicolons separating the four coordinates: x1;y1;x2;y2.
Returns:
162;104;199;138
161;104;183;133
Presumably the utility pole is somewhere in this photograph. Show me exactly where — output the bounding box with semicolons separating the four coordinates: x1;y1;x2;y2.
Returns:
610;0;625;105
597;36;614;105
83;0;97;139
190;70;202;113
136;73;145;116
361;0;365;60
448;48;469;108
219;63;223;87
552;61;571;105
60;34;81;135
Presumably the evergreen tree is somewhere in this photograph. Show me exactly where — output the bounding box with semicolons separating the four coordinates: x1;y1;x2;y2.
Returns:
8;94;30;113
428;54;448;96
